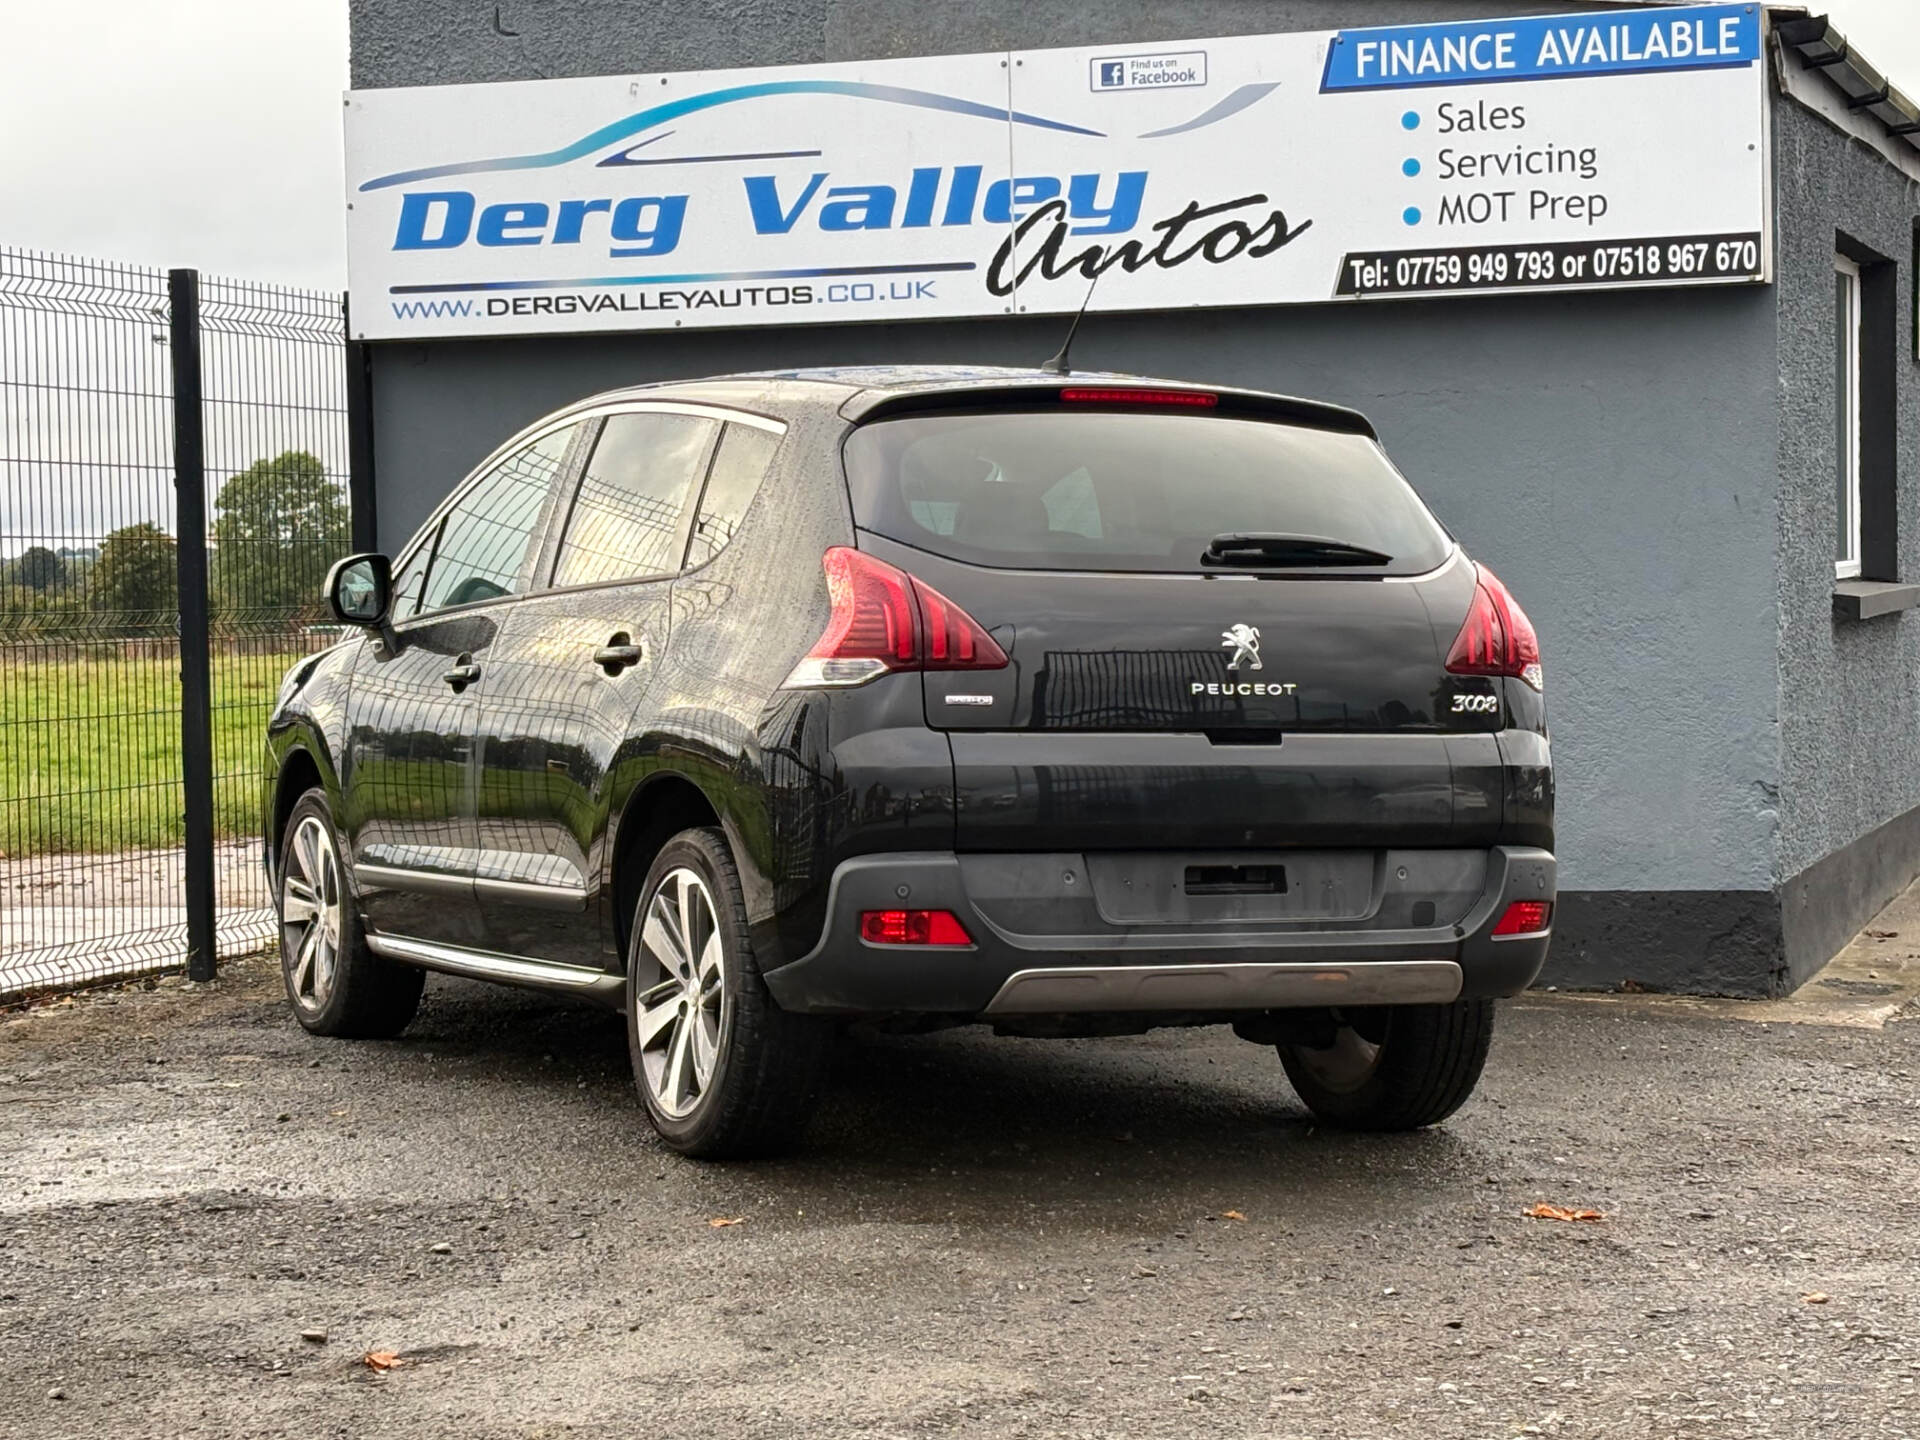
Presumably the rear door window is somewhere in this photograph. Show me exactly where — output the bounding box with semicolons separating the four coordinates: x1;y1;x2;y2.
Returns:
843;409;1452;576
551;411;717;587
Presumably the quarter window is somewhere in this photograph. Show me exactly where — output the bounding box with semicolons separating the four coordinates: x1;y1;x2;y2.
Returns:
418;425;576;613
552;412;717;587
388;540;432;620
1835;254;1862;580
685;424;781;569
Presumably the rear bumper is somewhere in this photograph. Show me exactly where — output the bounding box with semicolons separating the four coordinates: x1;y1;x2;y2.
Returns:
763;846;1556;1016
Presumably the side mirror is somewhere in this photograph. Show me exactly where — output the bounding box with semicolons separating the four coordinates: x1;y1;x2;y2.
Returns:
326;553;392;627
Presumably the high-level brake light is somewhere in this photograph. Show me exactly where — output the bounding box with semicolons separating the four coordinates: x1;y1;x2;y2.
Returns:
1059;387;1218;408
783;547;1008;688
859;909;973;946
1445;563;1544;692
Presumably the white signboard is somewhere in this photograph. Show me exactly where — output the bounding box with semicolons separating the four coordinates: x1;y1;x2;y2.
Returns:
344;3;1769;340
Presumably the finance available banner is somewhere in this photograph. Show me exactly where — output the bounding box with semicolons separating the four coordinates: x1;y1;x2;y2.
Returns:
343;3;1769;339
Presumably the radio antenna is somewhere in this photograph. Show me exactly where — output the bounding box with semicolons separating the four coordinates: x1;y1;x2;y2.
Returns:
1041;271;1101;375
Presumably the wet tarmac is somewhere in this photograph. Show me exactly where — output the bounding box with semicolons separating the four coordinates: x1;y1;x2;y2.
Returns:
2;952;1916;1438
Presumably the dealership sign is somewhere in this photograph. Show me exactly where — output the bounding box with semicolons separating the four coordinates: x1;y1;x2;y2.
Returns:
343;3;1769;339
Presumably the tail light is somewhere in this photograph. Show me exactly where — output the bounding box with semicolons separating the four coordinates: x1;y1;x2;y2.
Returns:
859;909;972;945
1492;900;1553;937
783;547;1008;688
1445;563;1543;692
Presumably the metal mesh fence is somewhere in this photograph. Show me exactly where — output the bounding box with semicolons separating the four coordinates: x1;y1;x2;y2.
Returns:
198;276;351;966
0;250;350;997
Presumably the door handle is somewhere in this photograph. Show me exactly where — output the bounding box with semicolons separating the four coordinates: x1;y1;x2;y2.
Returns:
442;660;482;689
593;635;644;674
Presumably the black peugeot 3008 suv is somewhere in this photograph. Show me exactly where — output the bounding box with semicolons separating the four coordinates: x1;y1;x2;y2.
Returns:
265;367;1554;1156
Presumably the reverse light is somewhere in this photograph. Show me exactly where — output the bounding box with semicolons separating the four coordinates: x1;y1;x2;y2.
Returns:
1060;386;1218;408
1445;564;1544;692
783;547;1008;688
859;909;973;946
1492;900;1553;938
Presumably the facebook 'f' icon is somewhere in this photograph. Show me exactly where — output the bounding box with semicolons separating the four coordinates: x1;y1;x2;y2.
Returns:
1097;60;1125;89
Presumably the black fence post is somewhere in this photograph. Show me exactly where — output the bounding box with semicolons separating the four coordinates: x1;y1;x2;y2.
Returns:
169;268;217;983
343;294;378;553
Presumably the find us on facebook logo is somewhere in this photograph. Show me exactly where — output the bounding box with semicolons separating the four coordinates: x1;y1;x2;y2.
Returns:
1090;51;1209;91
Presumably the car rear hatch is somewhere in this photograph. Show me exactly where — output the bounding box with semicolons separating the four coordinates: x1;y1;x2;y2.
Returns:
839;385;1507;854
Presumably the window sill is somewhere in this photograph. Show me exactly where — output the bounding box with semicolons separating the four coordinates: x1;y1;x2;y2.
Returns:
1833;579;1920;620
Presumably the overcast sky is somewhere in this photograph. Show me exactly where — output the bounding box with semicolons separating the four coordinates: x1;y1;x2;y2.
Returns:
0;0;1915;291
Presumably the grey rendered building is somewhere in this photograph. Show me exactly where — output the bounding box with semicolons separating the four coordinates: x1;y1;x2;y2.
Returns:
347;1;1920;995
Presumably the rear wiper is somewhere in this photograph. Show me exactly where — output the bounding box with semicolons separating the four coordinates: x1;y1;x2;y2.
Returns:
1201;532;1393;567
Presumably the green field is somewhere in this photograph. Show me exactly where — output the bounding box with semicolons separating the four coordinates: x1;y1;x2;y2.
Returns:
0;650;309;857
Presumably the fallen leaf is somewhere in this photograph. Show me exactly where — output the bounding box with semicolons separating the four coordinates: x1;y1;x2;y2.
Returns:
1219;1210;1247;1222
1523;1203;1605;1223
1802;1291;1830;1305
362;1351;403;1371
708;1216;745;1229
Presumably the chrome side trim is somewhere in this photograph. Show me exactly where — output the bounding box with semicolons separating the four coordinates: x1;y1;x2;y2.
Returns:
472;876;588;912
353;863;472;899
981;959;1463;1015
365;932;621;998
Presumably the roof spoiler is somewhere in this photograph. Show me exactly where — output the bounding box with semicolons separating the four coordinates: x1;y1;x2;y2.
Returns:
840;380;1377;438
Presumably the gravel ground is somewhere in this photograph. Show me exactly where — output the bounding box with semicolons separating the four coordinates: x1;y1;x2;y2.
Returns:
2;954;1917;1439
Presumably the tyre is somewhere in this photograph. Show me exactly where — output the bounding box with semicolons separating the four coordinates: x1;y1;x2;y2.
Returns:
1277;999;1494;1131
276;787;423;1038
626;826;832;1158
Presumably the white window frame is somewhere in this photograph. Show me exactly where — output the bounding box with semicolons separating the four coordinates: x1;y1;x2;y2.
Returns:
1836;254;1862;580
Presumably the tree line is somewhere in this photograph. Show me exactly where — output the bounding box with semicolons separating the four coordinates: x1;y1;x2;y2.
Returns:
1;451;350;638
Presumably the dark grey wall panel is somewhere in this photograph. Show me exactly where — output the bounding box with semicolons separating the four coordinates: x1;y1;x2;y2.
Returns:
1547;890;1787;998
350;0;830;88
1780;801;1920;993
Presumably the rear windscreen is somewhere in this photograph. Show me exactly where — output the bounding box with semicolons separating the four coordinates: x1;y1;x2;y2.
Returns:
842;409;1453;576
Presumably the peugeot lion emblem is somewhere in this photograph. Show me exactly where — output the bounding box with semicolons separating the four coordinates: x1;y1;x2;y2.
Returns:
1221;623;1262;671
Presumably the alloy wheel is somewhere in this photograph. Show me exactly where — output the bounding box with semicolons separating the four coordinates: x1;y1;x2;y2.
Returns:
280;815;343;1015
1288;1013;1386;1094
634;866;730;1120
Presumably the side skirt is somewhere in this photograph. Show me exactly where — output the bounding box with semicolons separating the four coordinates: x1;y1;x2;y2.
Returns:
365;932;625;1007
